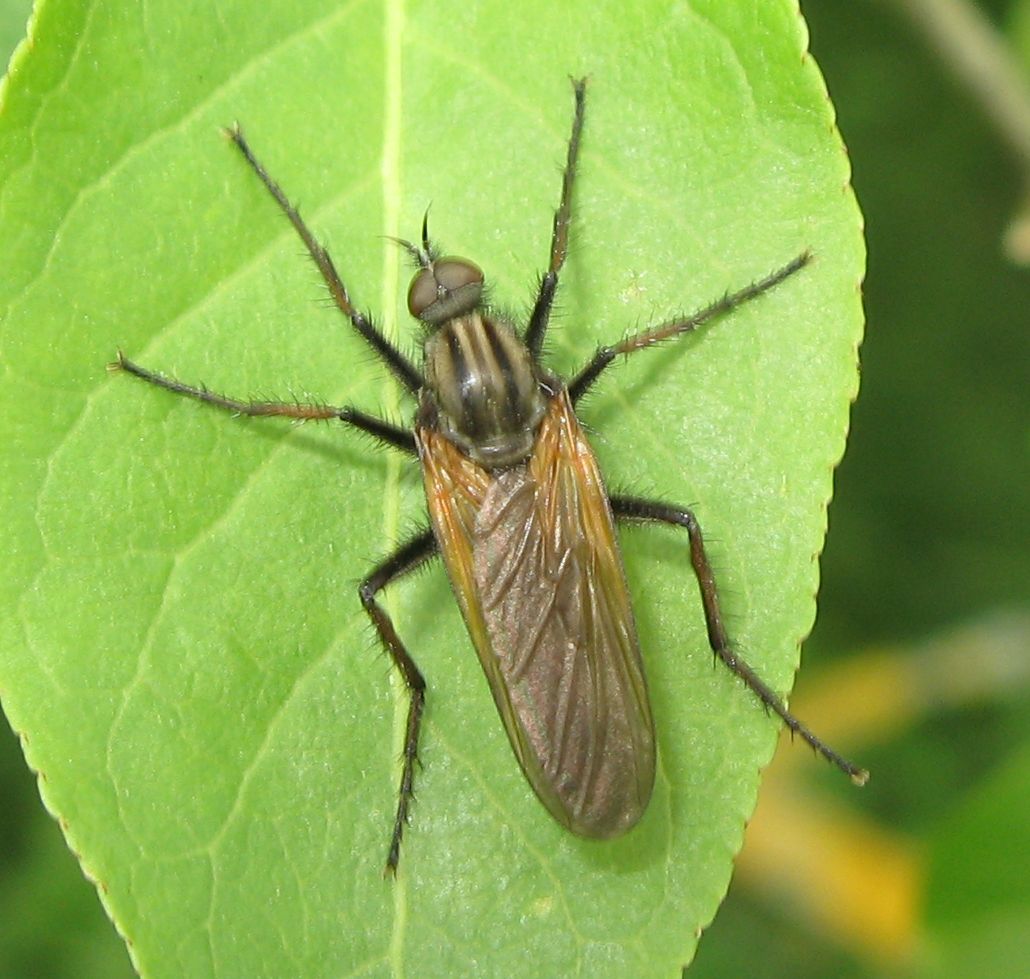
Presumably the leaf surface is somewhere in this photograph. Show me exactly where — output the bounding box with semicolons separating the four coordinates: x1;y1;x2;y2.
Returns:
0;1;864;975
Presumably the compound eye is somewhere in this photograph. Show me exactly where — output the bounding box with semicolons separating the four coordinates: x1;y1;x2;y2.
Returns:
434;258;483;294
408;257;485;324
407;268;439;319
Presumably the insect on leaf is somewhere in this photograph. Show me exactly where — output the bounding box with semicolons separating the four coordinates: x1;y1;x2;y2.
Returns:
0;1;863;975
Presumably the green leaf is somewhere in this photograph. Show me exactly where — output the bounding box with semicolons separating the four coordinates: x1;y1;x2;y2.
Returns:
0;0;863;976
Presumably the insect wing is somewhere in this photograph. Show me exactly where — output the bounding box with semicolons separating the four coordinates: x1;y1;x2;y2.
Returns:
420;391;655;838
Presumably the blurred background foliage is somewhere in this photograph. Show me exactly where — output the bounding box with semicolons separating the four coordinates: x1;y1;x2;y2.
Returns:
1;0;1027;976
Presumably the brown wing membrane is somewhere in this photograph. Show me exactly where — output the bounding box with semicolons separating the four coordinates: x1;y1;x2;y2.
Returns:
419;390;655;838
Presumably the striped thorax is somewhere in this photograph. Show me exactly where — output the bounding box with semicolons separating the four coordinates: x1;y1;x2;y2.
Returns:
407;253;547;468
423;312;547;468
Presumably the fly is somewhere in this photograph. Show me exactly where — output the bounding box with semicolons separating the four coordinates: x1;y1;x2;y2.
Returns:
112;78;867;874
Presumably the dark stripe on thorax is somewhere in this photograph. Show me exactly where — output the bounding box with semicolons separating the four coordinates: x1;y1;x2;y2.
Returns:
443;326;481;437
457;317;520;435
479;320;524;424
